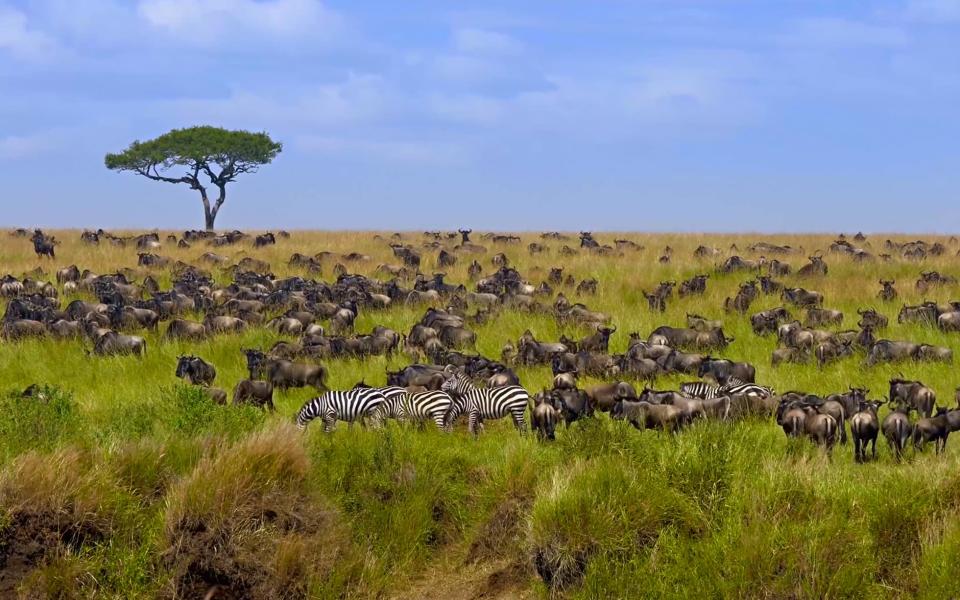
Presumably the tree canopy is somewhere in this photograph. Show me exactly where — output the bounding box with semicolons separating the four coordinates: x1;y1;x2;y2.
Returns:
105;126;282;230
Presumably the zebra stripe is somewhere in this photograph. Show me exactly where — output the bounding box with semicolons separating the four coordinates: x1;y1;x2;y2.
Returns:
680;382;720;400
440;372;529;435
401;390;455;431
720;382;773;398
296;388;387;432
375;386;409;419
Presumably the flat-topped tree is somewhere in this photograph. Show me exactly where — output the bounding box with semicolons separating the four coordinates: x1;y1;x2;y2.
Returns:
105;126;282;231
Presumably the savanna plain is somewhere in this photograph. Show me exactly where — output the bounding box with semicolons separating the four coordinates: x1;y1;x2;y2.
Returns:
2;230;960;599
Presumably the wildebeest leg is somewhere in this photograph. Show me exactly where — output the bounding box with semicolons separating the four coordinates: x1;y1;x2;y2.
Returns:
871;436;877;460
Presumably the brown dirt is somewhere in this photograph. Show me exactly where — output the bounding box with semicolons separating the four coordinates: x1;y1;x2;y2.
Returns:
0;513;102;597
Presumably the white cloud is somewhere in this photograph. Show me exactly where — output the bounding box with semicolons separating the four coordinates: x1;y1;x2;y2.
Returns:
137;0;341;39
0;132;58;160
0;6;58;60
454;27;522;55
297;135;467;165
160;73;393;129
904;0;960;23
778;17;908;48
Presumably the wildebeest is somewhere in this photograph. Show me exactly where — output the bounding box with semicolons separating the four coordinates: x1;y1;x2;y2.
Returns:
678;274;708;297
724;280;758;314
802;406;838;450
649;325;731;351
244;349;329;392
850;400;883;462
93;331;146;357
751;307;791;336
686;314;721;332
585;381;636;412
913;408;954;454
612;399;683;432
889;378;936;418
804;307;843;328
797;255;827;277
781;287;823;308
580;325;615;353
531;397;559;441
815;339;853;368
881;406;913;460
897;302;939;325
175;355;217;386
31;230;56;258
878;280;897;302
166;318;208;340
865;339;921;366
698;356;755;384
232;380;275;410
549;388;592;425
856;308;888;330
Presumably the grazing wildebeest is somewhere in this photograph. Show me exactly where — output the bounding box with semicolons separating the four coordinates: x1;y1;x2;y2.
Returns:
166;318;208;340
881;406;913;461
93;331;146;357
802;406;838;451
612;399;683;432
254;232;276;247
865;340;921;366
232;380;275;410
777;401;808;438
175;355;217;386
698;357;755;384
889;378;936;418
531;398;559;441
913;408;953;454
850;400;883;462
585;382;636;412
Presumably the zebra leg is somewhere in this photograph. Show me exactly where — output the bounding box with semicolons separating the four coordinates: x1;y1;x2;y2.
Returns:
323;417;335;433
512;410;527;434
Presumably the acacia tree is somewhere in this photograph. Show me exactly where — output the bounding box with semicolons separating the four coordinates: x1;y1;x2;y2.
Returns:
105;126;282;230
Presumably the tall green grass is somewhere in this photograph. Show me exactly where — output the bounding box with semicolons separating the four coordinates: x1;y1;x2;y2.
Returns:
3;230;960;597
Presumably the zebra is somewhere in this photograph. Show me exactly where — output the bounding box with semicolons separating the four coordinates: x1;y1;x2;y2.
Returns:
680;381;721;400
296;388;388;432
354;384;406;420
400;390;455;431
720;381;774;399
440;371;529;435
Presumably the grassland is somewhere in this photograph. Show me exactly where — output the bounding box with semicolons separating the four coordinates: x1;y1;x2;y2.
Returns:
2;230;960;599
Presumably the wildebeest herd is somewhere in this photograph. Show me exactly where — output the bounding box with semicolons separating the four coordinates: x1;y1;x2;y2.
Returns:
6;227;960;462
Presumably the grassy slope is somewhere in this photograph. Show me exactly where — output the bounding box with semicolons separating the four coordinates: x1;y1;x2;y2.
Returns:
1;230;960;598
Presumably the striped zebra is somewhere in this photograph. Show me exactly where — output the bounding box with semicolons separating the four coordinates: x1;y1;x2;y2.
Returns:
720;380;774;399
368;385;408;419
680;381;721;399
440;371;529;435
400;390;455;431
296;388;387;432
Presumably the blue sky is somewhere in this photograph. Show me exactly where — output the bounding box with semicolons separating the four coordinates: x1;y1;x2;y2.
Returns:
1;0;958;232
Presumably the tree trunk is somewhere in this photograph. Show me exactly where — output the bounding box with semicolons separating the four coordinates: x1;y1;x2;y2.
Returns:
204;185;227;231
